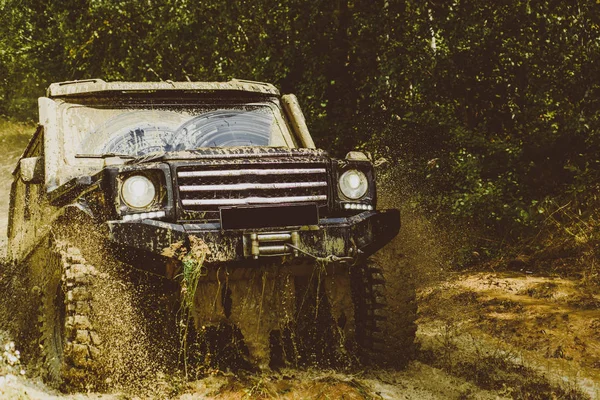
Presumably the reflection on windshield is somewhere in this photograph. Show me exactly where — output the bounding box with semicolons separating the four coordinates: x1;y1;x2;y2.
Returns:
174;110;271;148
79;108;275;156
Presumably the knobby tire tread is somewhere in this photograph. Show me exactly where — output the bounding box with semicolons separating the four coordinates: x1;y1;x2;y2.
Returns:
352;259;417;367
39;242;103;391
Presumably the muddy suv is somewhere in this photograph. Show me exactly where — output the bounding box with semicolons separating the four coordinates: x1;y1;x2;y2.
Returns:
7;79;415;388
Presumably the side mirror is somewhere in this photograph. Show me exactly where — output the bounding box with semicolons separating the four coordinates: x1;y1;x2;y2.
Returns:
345;151;372;161
20;157;44;184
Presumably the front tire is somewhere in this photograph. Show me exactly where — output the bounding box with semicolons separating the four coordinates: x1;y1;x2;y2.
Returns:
351;259;417;367
39;243;103;390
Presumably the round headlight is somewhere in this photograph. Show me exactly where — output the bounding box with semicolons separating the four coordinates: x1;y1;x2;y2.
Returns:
121;175;156;208
339;169;369;200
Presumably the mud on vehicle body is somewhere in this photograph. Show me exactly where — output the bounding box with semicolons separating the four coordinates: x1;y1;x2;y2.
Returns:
6;79;415;389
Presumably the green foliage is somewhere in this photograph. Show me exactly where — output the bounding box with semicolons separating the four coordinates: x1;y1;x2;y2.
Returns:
2;0;600;261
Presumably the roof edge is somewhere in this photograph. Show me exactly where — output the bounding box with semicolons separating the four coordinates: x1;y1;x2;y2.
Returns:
46;78;280;97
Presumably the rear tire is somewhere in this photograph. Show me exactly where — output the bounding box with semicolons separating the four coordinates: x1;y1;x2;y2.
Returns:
351;259;417;367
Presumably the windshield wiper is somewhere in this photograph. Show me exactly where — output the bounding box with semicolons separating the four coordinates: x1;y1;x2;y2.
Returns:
75;153;136;159
76;152;168;164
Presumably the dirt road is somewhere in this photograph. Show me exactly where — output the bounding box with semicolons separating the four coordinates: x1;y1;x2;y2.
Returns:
419;271;600;399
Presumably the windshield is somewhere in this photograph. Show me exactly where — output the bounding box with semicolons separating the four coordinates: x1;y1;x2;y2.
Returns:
69;103;294;157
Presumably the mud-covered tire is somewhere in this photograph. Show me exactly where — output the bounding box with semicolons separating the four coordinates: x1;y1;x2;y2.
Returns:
351;259;417;367
39;243;102;391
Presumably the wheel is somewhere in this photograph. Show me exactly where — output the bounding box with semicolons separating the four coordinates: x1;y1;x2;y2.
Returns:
39;242;103;390
351;258;417;367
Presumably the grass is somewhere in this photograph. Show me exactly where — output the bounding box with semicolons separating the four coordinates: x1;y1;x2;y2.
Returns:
0;117;33;151
167;236;211;378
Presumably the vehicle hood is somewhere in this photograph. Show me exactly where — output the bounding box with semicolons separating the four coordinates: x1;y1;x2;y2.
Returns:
126;147;329;164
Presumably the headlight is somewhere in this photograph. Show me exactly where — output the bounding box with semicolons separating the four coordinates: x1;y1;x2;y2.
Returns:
339;169;368;200
121;175;156;208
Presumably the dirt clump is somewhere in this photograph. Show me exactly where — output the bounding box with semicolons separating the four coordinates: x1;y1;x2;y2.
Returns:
518;282;559;299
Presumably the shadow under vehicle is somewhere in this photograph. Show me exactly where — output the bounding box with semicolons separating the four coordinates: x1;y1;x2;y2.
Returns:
6;79;416;390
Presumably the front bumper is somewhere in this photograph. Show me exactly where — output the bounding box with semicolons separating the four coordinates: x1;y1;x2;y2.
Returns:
106;209;400;265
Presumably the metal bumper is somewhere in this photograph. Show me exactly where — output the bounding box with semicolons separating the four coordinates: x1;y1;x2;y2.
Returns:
105;209;400;265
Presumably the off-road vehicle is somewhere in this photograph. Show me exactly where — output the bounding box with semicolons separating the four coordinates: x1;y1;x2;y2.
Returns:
6;79;416;388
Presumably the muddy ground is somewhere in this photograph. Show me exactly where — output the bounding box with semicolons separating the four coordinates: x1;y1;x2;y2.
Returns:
2;262;598;399
1;120;599;399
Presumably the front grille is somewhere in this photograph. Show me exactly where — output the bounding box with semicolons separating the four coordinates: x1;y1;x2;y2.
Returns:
176;161;329;214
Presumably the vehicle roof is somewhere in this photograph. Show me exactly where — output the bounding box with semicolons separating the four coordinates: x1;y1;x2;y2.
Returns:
47;78;280;98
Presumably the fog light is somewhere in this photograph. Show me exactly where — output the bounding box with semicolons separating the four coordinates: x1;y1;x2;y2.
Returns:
122;210;167;221
343;202;374;211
